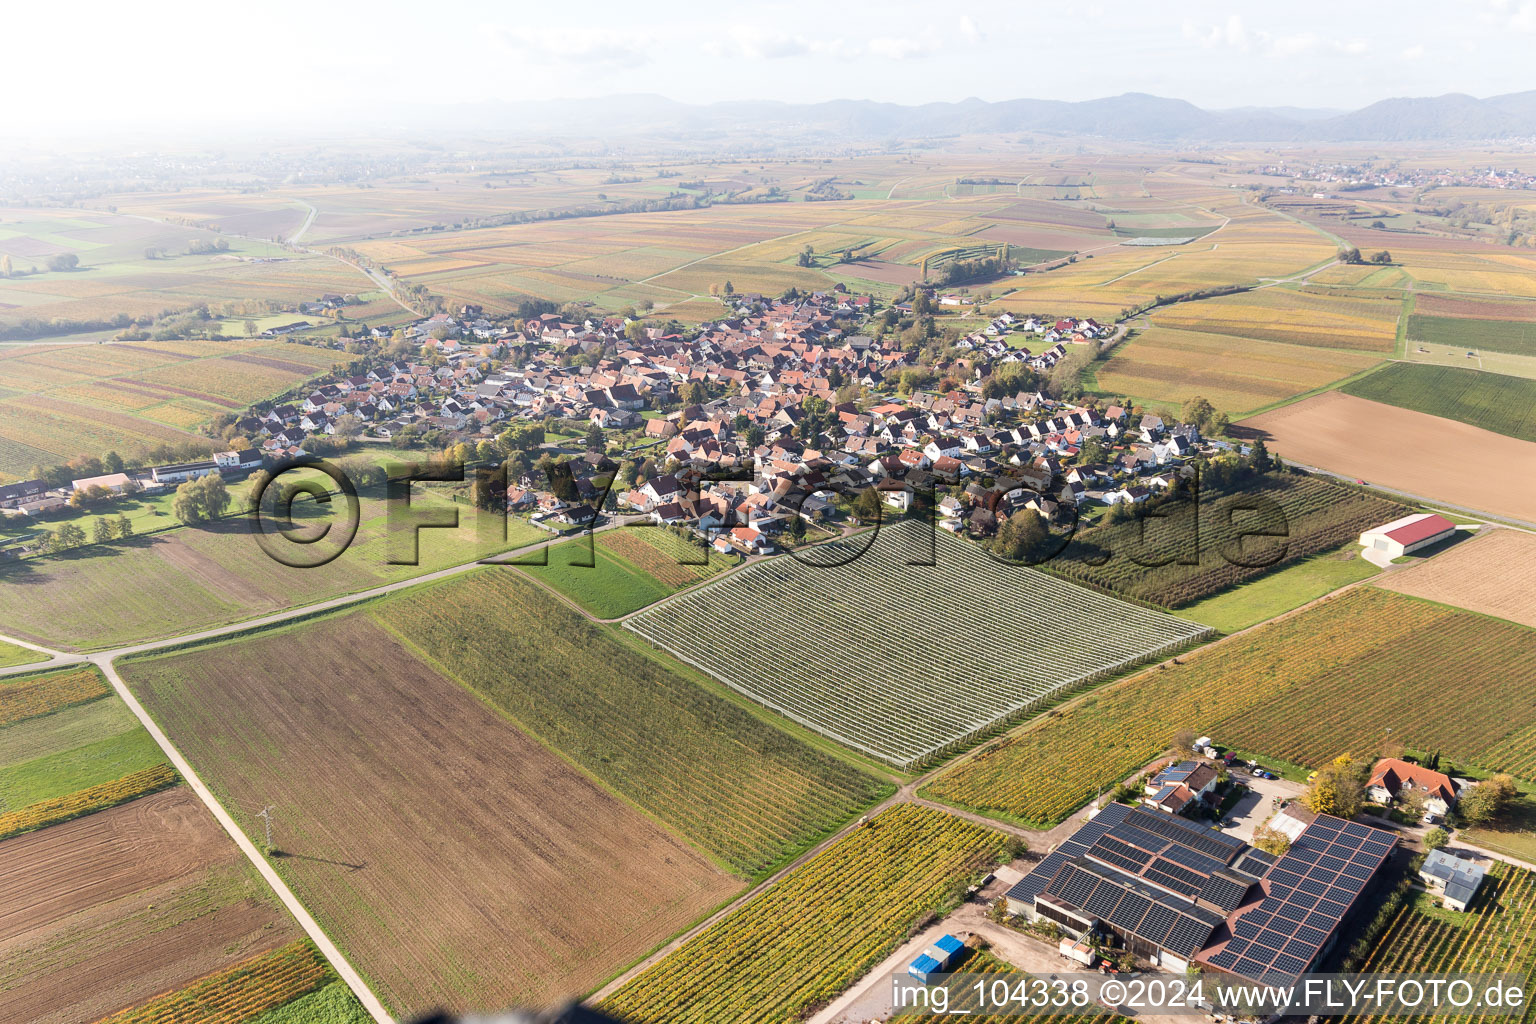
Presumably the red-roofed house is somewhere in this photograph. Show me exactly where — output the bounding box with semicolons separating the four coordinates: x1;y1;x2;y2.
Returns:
1367;758;1459;817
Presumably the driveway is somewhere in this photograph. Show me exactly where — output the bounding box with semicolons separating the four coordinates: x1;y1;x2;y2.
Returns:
1221;771;1303;843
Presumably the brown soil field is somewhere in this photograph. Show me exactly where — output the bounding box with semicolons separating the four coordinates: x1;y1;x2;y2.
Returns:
0;786;295;1024
1375;527;1536;627
838;258;924;285
1415;293;1536;320
1241;391;1536;524
121;613;740;1019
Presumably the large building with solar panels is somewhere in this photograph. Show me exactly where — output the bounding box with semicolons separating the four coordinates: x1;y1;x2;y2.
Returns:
1005;803;1394;982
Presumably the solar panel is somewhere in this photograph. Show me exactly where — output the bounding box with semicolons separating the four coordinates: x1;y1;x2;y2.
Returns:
1164;843;1224;875
1139;903;1180;945
1235;956;1271;978
1225;938;1251;958
1274;901;1308;923
1200;874;1251;911
1298;877;1329;897
1234;916;1263;940
1273;953;1310;977
1145;866;1202;897
1297;924;1328;946
1108;893;1152;931
1284;938;1316;958
1249;928;1285;951
1319;855;1349;874
1165;916;1215;956
1209;949;1240;970
1268;867;1303;887
1085;881;1124;918
1302;913;1334;934
1319;898;1349;918
1094;848;1151;875
1310;816;1344;835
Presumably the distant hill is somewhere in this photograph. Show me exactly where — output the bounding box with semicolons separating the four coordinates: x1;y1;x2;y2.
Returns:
419;90;1536;143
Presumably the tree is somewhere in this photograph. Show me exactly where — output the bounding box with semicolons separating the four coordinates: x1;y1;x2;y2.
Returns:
1423;827;1449;852
1252;823;1292;856
585;425;604;451
92;517;114;544
46;253;80;272
993;510;1048;562
681;380;709;408
331;414;364;440
1370;250;1393;265
1339;244;1363;265
104;450;124;473
1459;774;1518;825
1247;439;1273;475
171;472;231;525
787;515;806;544
851;487;883;524
1181;396;1217;432
797;244;815;268
115;514;133;539
51;522;87;551
1303;754;1367;819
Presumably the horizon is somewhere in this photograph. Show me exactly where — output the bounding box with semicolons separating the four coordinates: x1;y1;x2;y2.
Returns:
10;0;1536;139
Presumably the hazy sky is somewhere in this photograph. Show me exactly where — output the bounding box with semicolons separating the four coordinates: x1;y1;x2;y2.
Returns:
13;0;1536;134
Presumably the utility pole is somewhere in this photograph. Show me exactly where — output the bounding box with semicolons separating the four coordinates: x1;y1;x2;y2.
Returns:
256;805;276;852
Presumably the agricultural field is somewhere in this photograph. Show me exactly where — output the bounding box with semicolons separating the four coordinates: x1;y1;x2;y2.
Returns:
516;525;740;618
368;570;892;875
93;941;360;1024
1406;312;1536;357
1177;543;1380;633
1241;391;1536;524
599;804;1010;1024
625;522;1212;768
1374;527;1536;629
0;484;546;650
121;611;745;1019
0;786;299;1024
1049;474;1407;608
1149;286;1402;351
0;640;45;668
0;337;351;478
0;666;169;832
1340;363;1536;442
1089;325;1382;417
1338;863;1536;1024
0;205;379;340
925;587;1536;827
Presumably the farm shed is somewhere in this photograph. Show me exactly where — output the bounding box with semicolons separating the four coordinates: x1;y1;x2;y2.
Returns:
907;933;965;983
1358;513;1456;559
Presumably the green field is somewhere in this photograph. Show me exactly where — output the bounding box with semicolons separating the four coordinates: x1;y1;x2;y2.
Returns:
368;569;894;877
0;485;546;650
1341;362;1536;442
1407;313;1536;357
0;668;166;814
0;639;45;667
516;528;738;618
1180;543;1381;633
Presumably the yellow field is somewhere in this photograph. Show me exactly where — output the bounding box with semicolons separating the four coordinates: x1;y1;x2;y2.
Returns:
1151;286;1402;351
1091;325;1382;415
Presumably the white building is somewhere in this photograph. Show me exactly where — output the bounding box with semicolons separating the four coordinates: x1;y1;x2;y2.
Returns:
1358;513;1456;559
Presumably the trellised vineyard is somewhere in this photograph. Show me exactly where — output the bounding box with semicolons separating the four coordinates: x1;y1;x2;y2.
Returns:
626;521;1211;768
1339;863;1536;1024
1049;475;1409;608
600;804;1010;1024
0;666;109;726
93;940;334;1024
926;587;1536;827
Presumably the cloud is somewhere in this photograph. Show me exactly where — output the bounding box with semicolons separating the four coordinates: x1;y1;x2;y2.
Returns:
490;27;654;67
705;26;854;60
1401;43;1426;59
958;15;984;44
867;35;933;60
1185;18;1365;57
1512;1;1536;30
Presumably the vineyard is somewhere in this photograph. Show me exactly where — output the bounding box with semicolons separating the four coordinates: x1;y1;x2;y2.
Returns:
370;572;891;875
1341;363;1536;443
1339;863;1536;1024
1407;313;1536;358
599;804;1010;1024
0;763;178;839
0;666;108;726
625;521;1212;768
1151;287;1402;352
93;941;334;1024
925;587;1536;826
1049;475;1410;608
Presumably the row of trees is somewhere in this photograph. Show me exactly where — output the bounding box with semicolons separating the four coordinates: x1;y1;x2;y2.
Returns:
42;513;134;553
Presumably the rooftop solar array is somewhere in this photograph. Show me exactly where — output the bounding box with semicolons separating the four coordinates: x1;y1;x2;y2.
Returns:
1040;859;1224;957
1006;803;1133;904
1199;816;1394;984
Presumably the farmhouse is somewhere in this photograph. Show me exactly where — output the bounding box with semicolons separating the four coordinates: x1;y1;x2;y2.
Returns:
1418;849;1486;912
1366;757;1459;817
0;479;49;510
1005;803;1393;985
1142;760;1219;815
1358;513;1456;559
